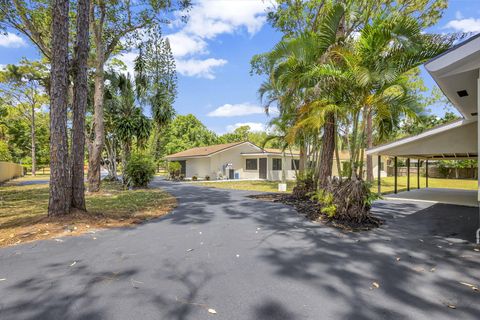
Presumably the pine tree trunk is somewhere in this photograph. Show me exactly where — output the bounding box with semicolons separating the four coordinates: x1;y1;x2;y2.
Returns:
87;44;105;192
318;112;335;188
48;0;70;216
366;110;374;182
31;104;36;176
71;0;90;210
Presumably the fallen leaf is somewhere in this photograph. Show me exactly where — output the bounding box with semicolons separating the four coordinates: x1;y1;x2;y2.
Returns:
413;266;425;272
447;304;456;309
70;261;77;267
370;282;380;289
0;278;6;281
430;267;436;272
396;257;401;261
460;282;479;291
186;248;194;252
208;308;217;314
236;254;240;258
54;239;63;242
474;248;479;252
92;237;97;240
419;239;424;242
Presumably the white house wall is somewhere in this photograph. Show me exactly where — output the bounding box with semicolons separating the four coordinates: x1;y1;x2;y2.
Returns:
185;157;211;178
209;143;261;179
267;155;297;181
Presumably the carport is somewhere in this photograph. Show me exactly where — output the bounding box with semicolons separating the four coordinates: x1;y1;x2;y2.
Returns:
367;34;480;243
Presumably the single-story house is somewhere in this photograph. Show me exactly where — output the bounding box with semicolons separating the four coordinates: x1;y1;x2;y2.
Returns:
165;141;300;181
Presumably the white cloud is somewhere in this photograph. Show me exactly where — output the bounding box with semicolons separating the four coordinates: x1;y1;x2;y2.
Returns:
226;122;265;132
163;0;269;78
208;102;264;117
444;18;480;33
0;33;27;48
113;51;138;77
176;58;227;79
182;0;268;39
166;32;208;57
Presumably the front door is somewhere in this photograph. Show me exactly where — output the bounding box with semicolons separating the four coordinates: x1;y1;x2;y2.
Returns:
259;158;267;179
229;169;235;179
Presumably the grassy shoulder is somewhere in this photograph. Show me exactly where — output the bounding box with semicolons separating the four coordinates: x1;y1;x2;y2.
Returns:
195;177;476;194
0;177;176;247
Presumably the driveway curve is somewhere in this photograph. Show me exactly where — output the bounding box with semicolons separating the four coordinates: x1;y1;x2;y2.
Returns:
0;179;479;320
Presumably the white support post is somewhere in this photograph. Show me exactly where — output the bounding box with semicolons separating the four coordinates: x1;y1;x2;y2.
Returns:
477;72;480;244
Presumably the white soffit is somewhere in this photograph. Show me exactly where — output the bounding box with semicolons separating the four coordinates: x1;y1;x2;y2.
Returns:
366;119;477;158
425;34;480;120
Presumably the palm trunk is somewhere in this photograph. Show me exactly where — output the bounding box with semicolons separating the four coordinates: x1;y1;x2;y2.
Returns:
48;0;70;216
71;0;90;210
281;151;287;184
299;139;306;174
318;112;335;187
366;109;374;182
31;104;36;176
334;124;342;180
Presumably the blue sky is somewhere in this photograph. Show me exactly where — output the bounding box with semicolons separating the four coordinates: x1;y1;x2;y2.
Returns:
1;1;480;134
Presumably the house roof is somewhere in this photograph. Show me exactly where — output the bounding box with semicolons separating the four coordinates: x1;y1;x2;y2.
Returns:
425;34;480;120
165;142;248;159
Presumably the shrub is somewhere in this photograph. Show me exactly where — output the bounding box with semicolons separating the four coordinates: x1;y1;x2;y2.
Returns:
124;153;156;187
168;161;182;180
0;141;12;162
293;169;315;199
192;176;197;181
205;175;210;181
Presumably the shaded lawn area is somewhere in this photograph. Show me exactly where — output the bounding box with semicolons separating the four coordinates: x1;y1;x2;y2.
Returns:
0;177;176;247
196;180;297;193
196;177;475;194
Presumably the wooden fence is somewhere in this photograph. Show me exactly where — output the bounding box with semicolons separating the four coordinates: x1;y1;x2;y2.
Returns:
0;162;24;183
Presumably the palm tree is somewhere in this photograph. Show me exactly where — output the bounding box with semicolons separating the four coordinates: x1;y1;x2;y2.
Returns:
105;72;152;184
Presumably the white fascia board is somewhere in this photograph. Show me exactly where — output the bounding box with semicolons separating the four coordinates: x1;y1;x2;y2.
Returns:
366;119;474;155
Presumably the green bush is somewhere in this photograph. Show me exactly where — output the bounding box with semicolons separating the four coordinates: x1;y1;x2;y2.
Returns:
124;153;156;187
192;176;197;181
205;175;210;181
0;141;12;162
168;161;182;180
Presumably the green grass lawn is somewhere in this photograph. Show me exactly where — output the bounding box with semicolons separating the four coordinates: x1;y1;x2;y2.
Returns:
196;177;476;194
197;180;297;193
0;177;176;247
374;176;476;194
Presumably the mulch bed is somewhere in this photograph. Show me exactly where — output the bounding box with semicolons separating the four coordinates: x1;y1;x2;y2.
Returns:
249;193;383;231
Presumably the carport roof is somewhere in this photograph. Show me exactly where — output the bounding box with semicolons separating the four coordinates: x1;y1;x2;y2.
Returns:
366;118;477;159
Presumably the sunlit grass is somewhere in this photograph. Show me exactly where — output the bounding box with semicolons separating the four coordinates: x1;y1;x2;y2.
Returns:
196;180;297;193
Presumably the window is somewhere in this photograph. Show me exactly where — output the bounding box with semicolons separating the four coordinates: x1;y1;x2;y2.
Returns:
272;158;282;171
246;159;258;170
291;159;300;170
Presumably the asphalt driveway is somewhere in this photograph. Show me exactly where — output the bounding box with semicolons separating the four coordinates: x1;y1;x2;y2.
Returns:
0;180;479;320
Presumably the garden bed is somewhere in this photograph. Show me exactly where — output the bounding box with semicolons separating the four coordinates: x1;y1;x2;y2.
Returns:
249;193;383;231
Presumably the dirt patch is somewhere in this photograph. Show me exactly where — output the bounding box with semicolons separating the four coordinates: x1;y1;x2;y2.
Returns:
249;193;383;231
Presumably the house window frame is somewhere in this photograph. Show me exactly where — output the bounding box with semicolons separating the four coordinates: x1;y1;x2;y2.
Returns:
272;158;282;171
245;158;258;171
